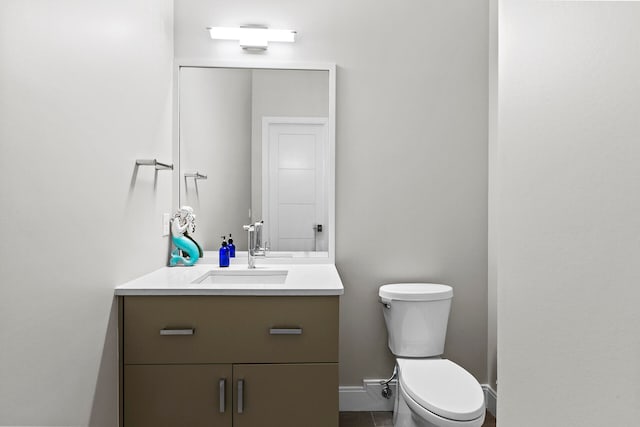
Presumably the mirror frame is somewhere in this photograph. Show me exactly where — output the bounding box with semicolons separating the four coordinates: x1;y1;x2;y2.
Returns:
172;60;336;264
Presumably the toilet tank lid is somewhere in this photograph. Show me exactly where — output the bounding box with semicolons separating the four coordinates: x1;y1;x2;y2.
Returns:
379;283;453;302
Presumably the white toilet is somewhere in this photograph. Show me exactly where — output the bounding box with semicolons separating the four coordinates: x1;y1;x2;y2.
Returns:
379;283;485;427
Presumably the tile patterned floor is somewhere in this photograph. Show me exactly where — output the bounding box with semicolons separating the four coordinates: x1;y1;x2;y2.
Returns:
339;410;496;427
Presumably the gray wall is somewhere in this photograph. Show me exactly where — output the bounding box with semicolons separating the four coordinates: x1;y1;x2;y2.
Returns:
180;67;252;250
0;0;173;424
498;1;640;425
175;0;489;385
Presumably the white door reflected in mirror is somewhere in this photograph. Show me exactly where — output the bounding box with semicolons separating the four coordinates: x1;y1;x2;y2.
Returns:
263;117;328;252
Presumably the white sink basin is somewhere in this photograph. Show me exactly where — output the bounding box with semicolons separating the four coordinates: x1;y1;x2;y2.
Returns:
193;270;288;285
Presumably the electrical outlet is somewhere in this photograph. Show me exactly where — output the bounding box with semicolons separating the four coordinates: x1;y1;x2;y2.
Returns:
162;213;171;236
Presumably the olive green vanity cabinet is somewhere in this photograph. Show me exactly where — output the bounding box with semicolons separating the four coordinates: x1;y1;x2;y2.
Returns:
119;296;339;427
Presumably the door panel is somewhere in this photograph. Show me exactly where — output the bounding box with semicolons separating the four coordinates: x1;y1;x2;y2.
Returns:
233;363;338;427
264;119;328;252
124;364;232;427
278;170;316;204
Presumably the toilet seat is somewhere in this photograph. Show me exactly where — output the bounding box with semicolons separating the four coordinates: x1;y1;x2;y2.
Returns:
399;385;485;427
397;358;485;422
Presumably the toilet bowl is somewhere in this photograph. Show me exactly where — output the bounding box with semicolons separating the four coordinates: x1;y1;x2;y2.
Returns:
379;283;485;427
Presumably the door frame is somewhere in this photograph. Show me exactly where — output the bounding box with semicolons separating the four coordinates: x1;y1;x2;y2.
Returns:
262;117;329;252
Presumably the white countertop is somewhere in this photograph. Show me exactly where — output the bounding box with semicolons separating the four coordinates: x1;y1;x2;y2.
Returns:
114;260;344;296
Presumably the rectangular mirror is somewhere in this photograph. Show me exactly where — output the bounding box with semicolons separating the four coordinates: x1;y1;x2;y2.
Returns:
174;61;335;262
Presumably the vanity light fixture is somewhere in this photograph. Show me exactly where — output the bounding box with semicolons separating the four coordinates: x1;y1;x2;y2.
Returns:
207;25;296;50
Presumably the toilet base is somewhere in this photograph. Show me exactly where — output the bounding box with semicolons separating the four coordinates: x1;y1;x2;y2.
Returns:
395;388;443;427
395;387;426;427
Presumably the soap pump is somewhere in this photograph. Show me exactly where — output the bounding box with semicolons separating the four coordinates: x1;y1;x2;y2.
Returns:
219;235;230;267
228;233;236;258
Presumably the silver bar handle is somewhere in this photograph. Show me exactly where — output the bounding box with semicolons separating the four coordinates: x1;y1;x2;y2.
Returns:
219;378;226;413
159;328;194;336
237;379;244;414
269;328;303;335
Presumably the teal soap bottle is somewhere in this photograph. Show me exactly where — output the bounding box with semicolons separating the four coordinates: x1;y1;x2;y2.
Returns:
219;236;230;267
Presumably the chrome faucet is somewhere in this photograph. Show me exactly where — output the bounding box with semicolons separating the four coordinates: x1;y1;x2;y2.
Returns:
243;221;267;268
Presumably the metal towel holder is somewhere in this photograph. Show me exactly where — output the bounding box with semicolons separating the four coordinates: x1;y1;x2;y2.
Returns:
135;159;173;170
184;172;208;180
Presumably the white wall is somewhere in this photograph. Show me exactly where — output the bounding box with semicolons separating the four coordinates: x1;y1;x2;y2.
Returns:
175;0;489;385
498;1;640;425
0;1;173;425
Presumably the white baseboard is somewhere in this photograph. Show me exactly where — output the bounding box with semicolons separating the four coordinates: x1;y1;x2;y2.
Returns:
339;379;397;411
482;384;497;418
340;380;498;417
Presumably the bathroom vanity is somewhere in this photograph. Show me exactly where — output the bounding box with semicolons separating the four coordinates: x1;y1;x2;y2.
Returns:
115;263;343;427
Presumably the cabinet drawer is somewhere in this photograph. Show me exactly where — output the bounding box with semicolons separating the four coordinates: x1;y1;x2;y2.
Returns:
123;296;339;364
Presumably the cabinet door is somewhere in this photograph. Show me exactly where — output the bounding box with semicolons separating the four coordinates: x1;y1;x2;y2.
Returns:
233;363;338;427
124;364;232;427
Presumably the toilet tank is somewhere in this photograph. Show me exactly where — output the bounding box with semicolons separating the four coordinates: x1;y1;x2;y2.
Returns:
379;283;453;357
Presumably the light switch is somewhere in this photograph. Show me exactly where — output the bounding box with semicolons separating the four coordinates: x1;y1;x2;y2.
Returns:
162;213;171;236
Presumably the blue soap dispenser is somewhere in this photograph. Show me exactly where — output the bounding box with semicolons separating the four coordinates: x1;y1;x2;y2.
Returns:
219;235;230;267
228;233;236;258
